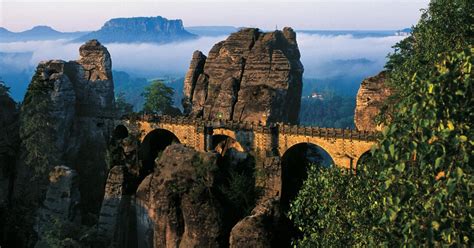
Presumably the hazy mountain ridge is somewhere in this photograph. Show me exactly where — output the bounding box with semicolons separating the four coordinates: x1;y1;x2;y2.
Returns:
0;26;87;42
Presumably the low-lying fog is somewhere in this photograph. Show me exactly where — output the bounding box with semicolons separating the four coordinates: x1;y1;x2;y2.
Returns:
0;33;405;100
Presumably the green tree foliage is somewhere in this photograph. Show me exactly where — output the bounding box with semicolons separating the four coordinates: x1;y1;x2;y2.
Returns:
288;165;383;247
20;72;60;176
218;156;259;218
372;48;473;246
299;94;355;128
141;80;175;114
289;0;473;246
115;92;134;116
0;80;10;96
385;0;472;91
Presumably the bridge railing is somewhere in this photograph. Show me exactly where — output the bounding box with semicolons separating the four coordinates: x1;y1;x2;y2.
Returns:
121;114;378;141
277;124;377;141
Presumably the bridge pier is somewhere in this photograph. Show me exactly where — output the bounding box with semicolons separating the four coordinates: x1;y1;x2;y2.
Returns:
204;127;214;152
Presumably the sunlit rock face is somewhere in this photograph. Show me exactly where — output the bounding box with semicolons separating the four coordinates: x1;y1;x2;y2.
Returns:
183;27;304;125
354;71;393;131
11;40;115;243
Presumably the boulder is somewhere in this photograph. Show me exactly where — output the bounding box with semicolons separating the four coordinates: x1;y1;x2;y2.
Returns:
354;71;392;131
135;144;224;248
182;27;304;124
229;198;281;248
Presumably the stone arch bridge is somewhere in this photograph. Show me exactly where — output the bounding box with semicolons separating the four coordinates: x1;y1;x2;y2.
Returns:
112;115;377;198
115;115;376;166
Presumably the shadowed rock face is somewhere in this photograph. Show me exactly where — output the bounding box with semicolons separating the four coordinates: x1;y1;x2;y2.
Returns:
11;39;115;243
35;166;80;246
354;71;392;131
0;91;19;207
183;27;304;125
135;144;224;248
229;198;281;248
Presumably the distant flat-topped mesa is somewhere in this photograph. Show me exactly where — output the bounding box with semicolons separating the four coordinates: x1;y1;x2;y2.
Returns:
75;16;197;43
182;27;304;125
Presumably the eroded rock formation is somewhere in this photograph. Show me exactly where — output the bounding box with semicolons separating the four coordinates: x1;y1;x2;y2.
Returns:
354;71;392;131
229;198;281;248
0;91;19;206
98;166;137;247
0;90;19;245
35;166;80;246
135;144;224;248
183;27;304;124
8;39;115;245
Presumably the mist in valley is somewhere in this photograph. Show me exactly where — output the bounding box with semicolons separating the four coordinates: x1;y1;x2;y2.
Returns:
0;32;405;102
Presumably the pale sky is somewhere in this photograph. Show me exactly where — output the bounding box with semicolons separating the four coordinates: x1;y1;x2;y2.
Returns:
0;0;430;32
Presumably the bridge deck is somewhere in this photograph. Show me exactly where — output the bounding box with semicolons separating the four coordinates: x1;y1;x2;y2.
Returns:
121;114;377;141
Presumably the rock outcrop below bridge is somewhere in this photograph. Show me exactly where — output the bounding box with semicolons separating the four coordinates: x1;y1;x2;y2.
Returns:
106;114;377;247
182;27;304;125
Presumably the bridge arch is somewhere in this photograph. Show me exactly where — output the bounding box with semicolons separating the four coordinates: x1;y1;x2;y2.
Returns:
355;150;373;169
113;124;129;139
212;128;253;152
139;128;180;175
211;134;245;155
280;142;334;209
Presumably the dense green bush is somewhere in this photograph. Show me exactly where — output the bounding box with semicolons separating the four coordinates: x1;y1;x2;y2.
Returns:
373;47;473;246
289;0;473;246
288;164;383;247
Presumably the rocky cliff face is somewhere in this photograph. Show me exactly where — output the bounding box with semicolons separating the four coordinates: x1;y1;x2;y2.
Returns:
0;90;19;205
76;16;197;43
35;166;81;247
182;27;304;124
354;71;392;131
0;90;19;243
135;144;224;248
7;39;115;245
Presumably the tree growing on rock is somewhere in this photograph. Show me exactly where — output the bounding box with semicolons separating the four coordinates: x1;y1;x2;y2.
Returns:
115;92;134;116
0;80;10;96
141;80;177;115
